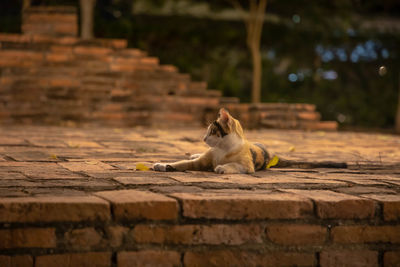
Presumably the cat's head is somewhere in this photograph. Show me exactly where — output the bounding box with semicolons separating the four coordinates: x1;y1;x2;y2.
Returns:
203;108;245;147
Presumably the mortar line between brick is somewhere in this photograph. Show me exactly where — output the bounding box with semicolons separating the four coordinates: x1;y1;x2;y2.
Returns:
91;194;116;222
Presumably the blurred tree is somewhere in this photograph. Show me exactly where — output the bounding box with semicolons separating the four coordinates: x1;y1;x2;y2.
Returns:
80;0;97;39
226;0;268;103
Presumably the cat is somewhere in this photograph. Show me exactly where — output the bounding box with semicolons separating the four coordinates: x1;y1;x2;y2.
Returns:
153;108;269;174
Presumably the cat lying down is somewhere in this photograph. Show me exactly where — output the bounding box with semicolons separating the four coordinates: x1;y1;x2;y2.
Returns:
153;108;270;174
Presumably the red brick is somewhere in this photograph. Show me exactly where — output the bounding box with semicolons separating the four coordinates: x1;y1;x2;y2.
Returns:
48;78;80;87
95;190;178;221
170;191;313;220
118;250;181;267
109;39;127;49
0;50;43;61
59;161;113;173
184;251;316;267
0;196;110;223
384;251;400;267
46;52;70;62
0;255;33;267
362;194;400;221
105;226;129;248
320;250;378;267
0;33;31;42
64;227;103;249
0;228;56;248
35;252;111;267
285;189;375;219
266;224;326;245
332;225;400;244
133;224;262;245
50;45;74;53
53;23;78;35
73;46;112;56
140;57;159;65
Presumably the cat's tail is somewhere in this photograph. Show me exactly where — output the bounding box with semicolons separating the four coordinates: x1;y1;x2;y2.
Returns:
273;157;347;169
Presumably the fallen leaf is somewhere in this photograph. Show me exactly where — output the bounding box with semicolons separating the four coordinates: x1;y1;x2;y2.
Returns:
136;163;150;171
289;146;295;152
67;141;80;148
266;155;279;169
49;154;58;160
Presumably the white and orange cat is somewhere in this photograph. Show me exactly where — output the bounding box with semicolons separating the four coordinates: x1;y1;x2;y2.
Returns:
153;108;269;174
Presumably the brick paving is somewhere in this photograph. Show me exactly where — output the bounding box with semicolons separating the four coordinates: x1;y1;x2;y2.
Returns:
0;125;399;197
0;125;399;267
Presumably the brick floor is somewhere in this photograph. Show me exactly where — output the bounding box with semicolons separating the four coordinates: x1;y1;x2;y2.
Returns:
0;125;399;266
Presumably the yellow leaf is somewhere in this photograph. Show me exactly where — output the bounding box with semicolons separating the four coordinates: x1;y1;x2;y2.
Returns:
49;154;58;160
289;146;295;152
136;163;150;171
67;141;80;148
266;155;279;169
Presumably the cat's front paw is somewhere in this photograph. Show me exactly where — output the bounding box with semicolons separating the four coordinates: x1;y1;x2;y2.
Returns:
153;163;167;172
214;165;227;174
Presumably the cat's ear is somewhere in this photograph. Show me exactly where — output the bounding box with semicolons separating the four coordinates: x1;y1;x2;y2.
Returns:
219;108;230;124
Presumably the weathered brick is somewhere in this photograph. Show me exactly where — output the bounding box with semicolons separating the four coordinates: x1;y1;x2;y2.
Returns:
362;194;400;221
170;191;313;220
0;196;110;223
35;252;111;267
0;255;33;267
106;226;129;248
73;46;112;56
320;250;378;267
59;161;113;173
118;250;181;267
332;225;400;244
266;224;327;245
0;228;56;249
48;78;80;87
133;224;262;245
46;52;70;62
64;227;103;250
95;190;178;221
184;251;316;267
140;57;159;65
384;251;400;267
285;189;375;219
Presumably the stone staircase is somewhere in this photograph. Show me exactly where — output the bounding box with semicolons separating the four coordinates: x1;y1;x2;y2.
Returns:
0;5;337;130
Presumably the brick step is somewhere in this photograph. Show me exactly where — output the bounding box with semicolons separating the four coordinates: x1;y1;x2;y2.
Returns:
261;119;337;130
260;111;321;121
0;33;127;49
219;97;240;104
252;103;316;112
151;111;200;126
0;50;45;67
91;111;151;126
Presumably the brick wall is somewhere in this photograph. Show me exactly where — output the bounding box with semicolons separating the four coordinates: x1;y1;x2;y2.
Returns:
0;189;399;266
22;6;78;37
